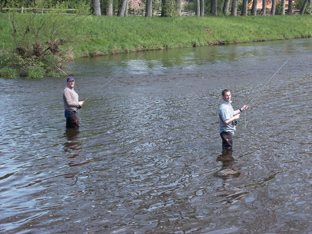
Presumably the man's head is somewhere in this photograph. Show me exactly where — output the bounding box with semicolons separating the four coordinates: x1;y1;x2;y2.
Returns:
67;77;75;88
222;89;231;102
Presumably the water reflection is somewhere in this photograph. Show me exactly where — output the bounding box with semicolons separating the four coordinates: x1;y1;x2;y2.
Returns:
215;150;240;178
63;129;90;176
214;150;247;204
63;129;81;157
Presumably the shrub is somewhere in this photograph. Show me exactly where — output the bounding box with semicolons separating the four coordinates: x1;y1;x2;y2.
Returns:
0;67;18;78
27;66;45;79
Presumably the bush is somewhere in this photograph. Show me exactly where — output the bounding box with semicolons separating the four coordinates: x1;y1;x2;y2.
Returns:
27;66;45;79
0;67;18;78
0;1;89;78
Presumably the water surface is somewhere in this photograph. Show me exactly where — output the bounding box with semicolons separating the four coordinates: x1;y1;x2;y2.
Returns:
1;39;312;233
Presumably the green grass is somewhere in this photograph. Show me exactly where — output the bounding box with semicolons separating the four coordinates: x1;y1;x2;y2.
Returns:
1;14;312;59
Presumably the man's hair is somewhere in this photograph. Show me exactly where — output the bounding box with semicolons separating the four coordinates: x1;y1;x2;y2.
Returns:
222;89;230;96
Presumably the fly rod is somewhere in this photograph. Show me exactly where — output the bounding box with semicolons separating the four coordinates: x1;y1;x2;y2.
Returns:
246;57;290;106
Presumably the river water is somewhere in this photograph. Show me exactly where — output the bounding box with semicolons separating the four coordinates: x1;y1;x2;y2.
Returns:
1;38;312;233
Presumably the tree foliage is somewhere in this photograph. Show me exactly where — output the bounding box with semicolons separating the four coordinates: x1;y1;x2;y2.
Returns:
0;0;90;78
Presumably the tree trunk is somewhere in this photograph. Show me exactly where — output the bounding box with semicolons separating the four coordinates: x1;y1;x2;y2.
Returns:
119;0;127;16
223;0;230;15
93;0;101;16
300;0;309;14
288;0;293;14
262;0;267;15
177;0;182;16
271;0;276;15
200;0;205;16
161;0;166;16
196;0;200;16
211;0;217;16
281;0;285;15
251;0;258;15
146;0;153;17
107;0;113;16
242;0;248;16
231;0;238;16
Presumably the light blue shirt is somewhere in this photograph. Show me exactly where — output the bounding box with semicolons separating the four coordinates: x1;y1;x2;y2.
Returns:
219;100;236;135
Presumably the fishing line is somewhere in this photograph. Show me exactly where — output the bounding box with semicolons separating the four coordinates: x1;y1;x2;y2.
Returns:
246;57;290;106
83;76;116;103
243;57;290;129
83;52;146;103
56;66;68;76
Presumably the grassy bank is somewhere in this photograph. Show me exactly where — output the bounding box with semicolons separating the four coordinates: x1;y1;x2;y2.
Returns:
1;14;312;57
0;14;311;77
71;15;312;57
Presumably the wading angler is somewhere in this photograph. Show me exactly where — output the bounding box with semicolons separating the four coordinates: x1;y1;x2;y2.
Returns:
218;89;248;150
63;77;84;129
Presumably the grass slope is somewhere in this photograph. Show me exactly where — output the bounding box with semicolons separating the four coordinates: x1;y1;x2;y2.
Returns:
0;14;311;59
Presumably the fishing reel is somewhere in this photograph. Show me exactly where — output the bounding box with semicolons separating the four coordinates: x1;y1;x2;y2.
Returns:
77;105;81;109
232;121;237;126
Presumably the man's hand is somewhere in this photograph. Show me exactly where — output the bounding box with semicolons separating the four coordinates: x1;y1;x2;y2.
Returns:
241;105;248;111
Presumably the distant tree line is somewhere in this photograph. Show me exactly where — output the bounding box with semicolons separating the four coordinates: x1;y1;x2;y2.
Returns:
1;0;311;17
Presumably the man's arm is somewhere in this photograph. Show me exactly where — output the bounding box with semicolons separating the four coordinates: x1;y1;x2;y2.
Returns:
223;114;240;124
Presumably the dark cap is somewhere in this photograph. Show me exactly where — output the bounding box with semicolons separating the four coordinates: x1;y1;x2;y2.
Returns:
67;77;75;82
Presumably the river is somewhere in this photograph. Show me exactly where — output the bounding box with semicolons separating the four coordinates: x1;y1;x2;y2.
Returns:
1;38;312;233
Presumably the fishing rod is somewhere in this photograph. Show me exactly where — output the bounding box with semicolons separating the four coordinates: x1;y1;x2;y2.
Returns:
246;57;290;106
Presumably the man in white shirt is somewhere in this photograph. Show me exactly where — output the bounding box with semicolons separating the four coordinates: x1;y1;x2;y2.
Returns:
218;89;248;150
63;77;84;128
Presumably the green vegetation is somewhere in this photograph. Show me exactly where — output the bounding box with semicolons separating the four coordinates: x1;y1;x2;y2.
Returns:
1;13;312;78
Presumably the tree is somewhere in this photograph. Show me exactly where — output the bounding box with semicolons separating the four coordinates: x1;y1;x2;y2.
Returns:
200;0;205;16
231;0;238;16
211;0;217;16
93;0;101;16
251;0;258;15
223;0;230;15
242;0;248;16
288;0;293;14
107;0;113;16
262;0;267;15
300;0;309;14
161;0;178;17
196;0;200;16
119;0;128;16
161;0;166;16
146;0;152;17
271;0;276;15
177;0;182;16
281;0;286;15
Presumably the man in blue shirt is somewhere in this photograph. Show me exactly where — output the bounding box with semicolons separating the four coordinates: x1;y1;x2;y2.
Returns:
218;89;248;150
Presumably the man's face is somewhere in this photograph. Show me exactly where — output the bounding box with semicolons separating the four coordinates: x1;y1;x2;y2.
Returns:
67;80;75;88
222;91;231;102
